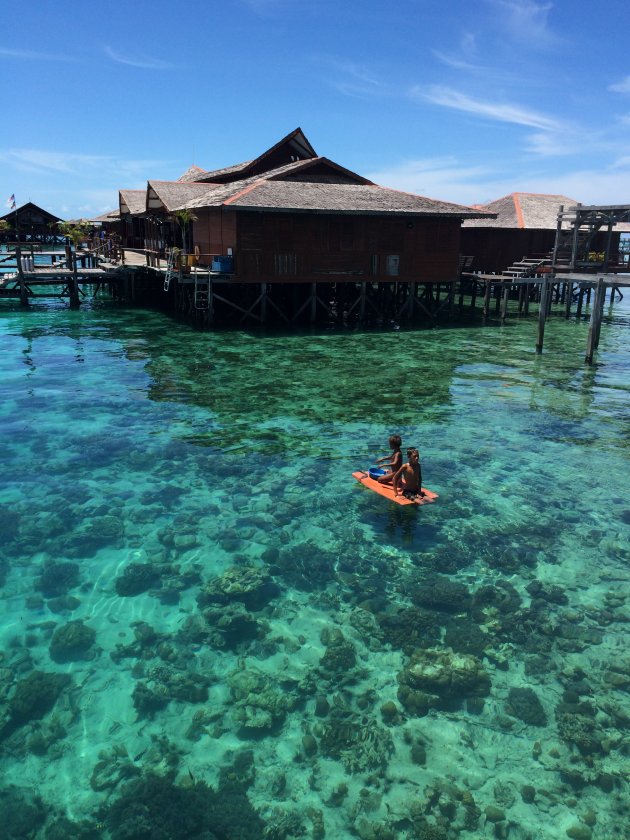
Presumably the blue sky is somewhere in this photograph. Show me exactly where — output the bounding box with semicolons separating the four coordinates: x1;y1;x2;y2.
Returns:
2;0;630;219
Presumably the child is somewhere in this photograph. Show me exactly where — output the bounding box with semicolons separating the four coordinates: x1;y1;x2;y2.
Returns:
393;447;425;499
375;434;403;485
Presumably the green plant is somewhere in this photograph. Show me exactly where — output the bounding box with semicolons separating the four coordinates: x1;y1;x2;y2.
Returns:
57;221;92;248
171;209;198;251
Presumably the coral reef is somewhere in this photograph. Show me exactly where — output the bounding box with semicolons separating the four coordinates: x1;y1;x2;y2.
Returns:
397;648;491;715
49;620;96;663
505;687;547;726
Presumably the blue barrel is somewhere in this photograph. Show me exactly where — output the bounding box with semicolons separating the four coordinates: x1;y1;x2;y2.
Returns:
212;256;234;273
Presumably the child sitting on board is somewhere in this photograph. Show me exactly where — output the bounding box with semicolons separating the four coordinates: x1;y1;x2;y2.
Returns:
374;434;403;484
393;447;425;499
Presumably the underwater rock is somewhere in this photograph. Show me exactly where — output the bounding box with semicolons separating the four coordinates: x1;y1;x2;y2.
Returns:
397;648;491;715
228;666;296;731
0;785;46;840
505;687;547;727
555;705;604;754
410;575;472;613
115;562;160;597
46;594;81;614
102;774;266;840
565;825;592;840
69;515;124;552
37;562;79;598
7;670;71;728
267;541;337;591
90;743;141;792
471;581;522;619
203;602;267;649
49;620;96;663
443;618;490;657
378;606;441;654
319;628;357;674
199;564;279;610
314;695;330;717
380;700;399;723
319;714;394;773
526;579;569;605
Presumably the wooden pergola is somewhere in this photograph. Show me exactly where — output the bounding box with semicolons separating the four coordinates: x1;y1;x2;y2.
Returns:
552;203;630;272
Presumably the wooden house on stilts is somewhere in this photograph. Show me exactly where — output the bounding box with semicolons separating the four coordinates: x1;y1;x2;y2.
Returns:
117;128;493;325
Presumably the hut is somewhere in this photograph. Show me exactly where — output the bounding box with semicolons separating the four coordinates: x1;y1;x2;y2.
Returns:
0;201;62;243
461;192;627;274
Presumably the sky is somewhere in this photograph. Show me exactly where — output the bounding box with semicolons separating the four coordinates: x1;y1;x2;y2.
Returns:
2;0;630;220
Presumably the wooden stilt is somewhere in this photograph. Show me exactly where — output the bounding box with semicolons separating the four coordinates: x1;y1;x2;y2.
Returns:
70;252;80;308
585;278;604;364
310;282;317;323
524;283;530;315
471;278;478;309
483;280;492;318
260;283;267;323
16;247;29;306
500;284;509;321
359;281;366;322
536;276;548;353
576;286;585;318
564;282;573;318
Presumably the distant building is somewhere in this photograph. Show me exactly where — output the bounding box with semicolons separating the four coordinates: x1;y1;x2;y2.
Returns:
461;192;628;273
0;201;62;242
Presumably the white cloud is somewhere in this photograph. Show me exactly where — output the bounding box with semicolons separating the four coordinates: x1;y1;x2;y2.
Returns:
104;46;173;70
320;58;389;99
609;75;630;94
368;155;630;207
0;47;77;62
416;85;565;132
0;148;166;182
485;0;556;46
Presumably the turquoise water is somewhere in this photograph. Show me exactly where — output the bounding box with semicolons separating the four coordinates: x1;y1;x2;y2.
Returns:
1;293;629;839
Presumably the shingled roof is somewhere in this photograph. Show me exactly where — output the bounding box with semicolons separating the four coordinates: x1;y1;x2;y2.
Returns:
147;181;220;213
463;192;580;229
119;190;147;216
222;182;488;217
191;127;317;184
174;158;489;219
178;165;208;183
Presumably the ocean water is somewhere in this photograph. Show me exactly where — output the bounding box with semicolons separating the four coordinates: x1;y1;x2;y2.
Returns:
0;291;628;840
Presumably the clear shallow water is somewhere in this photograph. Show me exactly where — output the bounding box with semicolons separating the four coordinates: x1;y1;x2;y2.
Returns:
1;294;629;839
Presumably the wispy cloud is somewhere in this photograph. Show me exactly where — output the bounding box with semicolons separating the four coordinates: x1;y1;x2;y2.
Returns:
416;85;565;132
320;58;389;99
609;75;630;95
485;0;557;46
368;155;630;207
0;148;166;182
0;47;77;62
104;46;173;70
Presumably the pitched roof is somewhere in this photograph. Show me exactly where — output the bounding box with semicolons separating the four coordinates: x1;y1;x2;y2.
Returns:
89;209;120;222
178;173;490;218
146;181;217;213
0;201;62;224
119;190;147;216
178;165;208;182
463;192;579;229
193;127;317;183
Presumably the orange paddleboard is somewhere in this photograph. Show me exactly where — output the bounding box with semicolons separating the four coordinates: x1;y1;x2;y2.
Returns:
352;471;438;506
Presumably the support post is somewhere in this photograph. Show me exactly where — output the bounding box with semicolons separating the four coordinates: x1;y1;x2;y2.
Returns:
16;246;29;306
70;251;80;308
585;278;604;364
359;281;366;322
564;282;573;318
524;283;530;315
576;286;585;318
260;283;267;324
482;280;492;318
310;282;317;323
500;284;509;321
536;276;548;354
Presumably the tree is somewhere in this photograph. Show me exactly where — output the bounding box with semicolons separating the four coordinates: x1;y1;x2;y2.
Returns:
57;221;92;249
171;209;198;252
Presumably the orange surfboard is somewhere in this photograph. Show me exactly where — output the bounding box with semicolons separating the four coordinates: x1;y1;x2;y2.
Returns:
352;471;438;506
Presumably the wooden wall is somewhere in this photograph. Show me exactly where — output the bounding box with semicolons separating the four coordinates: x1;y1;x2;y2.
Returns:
460;228;622;274
232;212;461;283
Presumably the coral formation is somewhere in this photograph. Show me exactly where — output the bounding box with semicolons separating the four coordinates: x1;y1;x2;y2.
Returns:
49;620;96;663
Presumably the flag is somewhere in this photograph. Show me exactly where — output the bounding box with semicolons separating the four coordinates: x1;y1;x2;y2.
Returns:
6;194;16;209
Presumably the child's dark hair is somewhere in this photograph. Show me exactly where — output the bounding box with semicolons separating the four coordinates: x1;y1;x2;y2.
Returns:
407;447;419;457
389;434;402;448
